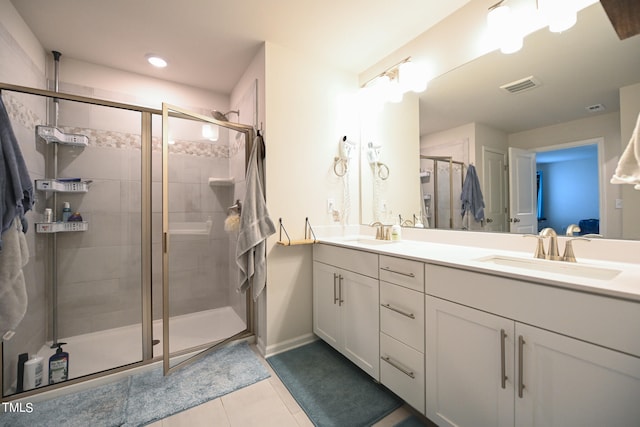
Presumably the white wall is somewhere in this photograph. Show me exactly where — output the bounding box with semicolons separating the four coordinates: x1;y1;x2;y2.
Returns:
263;41;358;355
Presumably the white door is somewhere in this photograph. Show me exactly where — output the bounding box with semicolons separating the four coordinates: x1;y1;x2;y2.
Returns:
483;147;508;232
426;296;515;427
312;262;341;350
508;147;537;234
515;323;640;427
341;269;380;380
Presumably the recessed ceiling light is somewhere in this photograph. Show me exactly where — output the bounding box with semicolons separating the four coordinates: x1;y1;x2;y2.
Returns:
146;54;167;68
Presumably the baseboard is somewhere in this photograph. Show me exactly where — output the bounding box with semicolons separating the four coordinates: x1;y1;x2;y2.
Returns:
264;333;317;358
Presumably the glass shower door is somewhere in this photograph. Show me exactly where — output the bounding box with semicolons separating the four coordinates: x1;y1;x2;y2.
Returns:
159;103;253;374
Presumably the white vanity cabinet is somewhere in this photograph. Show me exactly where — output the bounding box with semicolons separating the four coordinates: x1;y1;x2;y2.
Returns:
426;265;640;427
378;255;426;414
313;244;380;379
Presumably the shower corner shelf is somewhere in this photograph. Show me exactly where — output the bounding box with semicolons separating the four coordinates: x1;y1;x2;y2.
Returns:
36;179;89;193
419;171;431;179
36;125;89;147
208;177;235;187
36;221;89;233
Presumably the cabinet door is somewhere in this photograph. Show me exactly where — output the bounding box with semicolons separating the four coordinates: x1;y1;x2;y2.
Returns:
426;296;514;427
342;269;380;380
313;261;341;350
516;323;640;427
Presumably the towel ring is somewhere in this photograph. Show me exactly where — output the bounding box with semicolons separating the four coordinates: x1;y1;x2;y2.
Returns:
333;157;348;177
375;162;390;180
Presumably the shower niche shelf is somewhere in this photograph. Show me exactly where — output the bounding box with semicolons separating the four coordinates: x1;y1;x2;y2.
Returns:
36;125;89;146
208;177;235;187
36;179;89;193
36;221;89;233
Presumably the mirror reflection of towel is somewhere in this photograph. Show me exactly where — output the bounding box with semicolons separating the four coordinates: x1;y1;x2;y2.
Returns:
461;164;485;222
611;112;640;190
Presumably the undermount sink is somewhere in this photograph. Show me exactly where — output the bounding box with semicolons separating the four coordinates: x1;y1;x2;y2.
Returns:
345;237;396;246
475;255;621;280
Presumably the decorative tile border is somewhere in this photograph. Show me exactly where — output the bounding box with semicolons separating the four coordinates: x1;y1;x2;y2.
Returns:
5;94;244;159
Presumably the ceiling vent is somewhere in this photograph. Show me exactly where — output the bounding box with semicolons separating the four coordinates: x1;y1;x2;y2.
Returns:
585;103;606;113
499;76;542;94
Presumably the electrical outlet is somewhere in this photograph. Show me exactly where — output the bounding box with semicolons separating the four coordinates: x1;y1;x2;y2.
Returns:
327;198;335;213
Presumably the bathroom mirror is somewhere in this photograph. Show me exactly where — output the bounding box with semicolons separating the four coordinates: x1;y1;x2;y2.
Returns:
360;3;640;239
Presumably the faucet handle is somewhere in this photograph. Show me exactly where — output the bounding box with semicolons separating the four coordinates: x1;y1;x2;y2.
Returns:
562;237;591;262
524;234;546;259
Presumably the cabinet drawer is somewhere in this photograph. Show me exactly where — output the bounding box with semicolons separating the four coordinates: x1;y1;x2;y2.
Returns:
314;244;378;278
379;255;424;292
380;281;424;352
380;332;425;414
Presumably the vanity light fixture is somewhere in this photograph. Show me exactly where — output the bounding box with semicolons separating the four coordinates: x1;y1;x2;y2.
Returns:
360;57;428;109
487;0;523;54
202;124;219;141
537;0;577;33
146;54;168;68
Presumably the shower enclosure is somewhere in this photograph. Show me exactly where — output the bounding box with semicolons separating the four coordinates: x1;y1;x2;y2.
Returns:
419;156;466;229
0;82;255;399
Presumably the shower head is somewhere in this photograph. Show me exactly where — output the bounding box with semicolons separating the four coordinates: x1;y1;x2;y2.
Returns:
211;110;239;121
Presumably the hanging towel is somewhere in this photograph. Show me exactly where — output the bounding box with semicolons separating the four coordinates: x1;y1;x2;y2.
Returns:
0;217;30;338
611;111;640;190
461;164;485;222
236;133;275;301
0;92;34;251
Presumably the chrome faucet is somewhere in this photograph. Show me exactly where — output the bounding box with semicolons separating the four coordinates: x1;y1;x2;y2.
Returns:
540;228;561;260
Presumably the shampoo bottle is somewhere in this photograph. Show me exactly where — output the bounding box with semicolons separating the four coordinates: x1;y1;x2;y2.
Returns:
48;344;69;384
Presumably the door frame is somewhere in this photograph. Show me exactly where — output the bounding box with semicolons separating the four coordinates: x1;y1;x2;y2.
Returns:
161;103;256;375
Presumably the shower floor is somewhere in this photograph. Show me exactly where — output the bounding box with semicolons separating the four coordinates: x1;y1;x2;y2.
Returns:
36;306;246;382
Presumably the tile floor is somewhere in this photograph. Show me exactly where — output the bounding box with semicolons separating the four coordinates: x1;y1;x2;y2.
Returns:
148;345;431;426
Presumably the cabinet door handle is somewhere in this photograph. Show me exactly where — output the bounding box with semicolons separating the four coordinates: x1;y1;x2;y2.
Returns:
333;273;339;305
380;266;415;278
518;335;525;398
381;303;415;319
338;274;344;306
500;329;508;389
381;355;415;379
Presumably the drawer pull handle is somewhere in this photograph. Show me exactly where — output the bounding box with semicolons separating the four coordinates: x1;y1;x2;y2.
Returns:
338;274;344;306
381;303;415;319
333;273;339;305
381;355;415;379
381;266;415;278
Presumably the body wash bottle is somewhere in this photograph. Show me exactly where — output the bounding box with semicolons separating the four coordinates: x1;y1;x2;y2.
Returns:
48;344;69;384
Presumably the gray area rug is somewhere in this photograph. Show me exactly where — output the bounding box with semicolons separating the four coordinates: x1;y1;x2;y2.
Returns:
0;341;269;427
267;340;403;427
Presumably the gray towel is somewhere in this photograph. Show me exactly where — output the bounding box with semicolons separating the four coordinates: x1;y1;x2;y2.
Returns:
0;92;34;251
0;217;29;338
236;134;275;301
461;164;485;222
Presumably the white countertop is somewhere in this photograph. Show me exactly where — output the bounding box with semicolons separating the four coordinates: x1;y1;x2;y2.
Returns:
318;235;640;302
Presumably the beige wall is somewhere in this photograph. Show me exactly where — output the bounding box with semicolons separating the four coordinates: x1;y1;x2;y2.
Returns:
263;42;358;354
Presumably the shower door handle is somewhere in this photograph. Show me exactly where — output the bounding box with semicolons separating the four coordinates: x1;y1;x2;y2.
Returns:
163;231;169;254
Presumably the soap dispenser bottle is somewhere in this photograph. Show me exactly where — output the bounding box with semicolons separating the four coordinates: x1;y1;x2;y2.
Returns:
48;344;69;384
